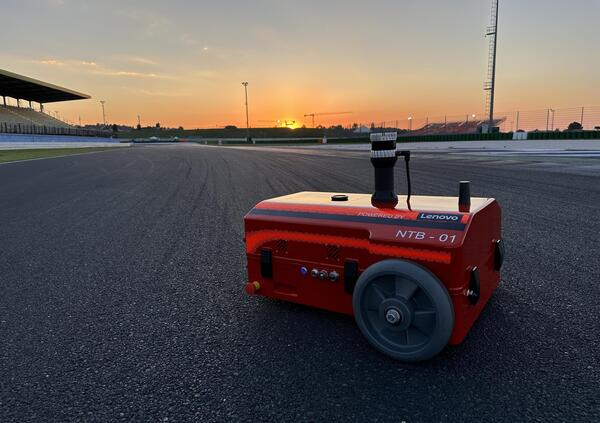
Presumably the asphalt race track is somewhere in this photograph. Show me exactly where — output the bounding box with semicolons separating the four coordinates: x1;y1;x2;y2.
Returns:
1;144;598;422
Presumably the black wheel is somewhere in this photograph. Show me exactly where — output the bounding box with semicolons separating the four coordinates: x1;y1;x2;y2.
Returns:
353;259;454;362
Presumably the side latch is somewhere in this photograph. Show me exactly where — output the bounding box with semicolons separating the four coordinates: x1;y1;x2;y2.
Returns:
344;260;359;294
467;267;480;305
260;248;273;278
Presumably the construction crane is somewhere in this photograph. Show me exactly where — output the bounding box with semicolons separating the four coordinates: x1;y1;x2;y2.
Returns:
303;111;352;128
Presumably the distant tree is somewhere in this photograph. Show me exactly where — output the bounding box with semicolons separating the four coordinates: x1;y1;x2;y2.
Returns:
370;122;375;130
136;123;141;130
352;122;358;129
224;125;238;130
155;122;161;129
112;124;118;133
178;126;184;130
567;121;583;131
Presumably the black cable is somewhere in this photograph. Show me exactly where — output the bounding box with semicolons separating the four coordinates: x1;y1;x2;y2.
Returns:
397;151;412;210
405;156;412;210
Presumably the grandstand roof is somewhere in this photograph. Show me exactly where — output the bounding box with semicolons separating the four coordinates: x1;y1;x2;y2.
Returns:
0;68;90;103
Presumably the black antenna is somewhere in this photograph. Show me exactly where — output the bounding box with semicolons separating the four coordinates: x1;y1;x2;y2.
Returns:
397;151;411;210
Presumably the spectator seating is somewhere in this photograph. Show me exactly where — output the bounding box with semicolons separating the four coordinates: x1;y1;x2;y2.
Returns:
409;118;506;136
0;105;70;128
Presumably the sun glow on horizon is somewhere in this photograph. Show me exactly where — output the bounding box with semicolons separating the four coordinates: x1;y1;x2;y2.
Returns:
282;119;301;129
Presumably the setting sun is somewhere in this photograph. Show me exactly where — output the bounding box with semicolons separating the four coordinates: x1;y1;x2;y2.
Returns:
281;119;301;129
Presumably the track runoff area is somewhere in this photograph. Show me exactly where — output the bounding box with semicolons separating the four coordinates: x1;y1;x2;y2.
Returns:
0;142;597;422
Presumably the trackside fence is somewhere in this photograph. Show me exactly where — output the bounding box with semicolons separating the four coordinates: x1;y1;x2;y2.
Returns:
380;106;600;134
498;106;600;132
181;131;600;145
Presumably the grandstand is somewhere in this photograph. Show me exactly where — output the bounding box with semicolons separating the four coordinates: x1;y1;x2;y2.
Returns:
0;68;109;137
1;104;70;128
403;117;506;137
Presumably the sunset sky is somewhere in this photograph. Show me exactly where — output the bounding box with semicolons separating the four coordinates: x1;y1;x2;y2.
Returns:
2;0;599;128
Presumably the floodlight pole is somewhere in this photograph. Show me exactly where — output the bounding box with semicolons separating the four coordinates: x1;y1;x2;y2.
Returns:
485;0;499;132
100;100;106;125
241;82;250;141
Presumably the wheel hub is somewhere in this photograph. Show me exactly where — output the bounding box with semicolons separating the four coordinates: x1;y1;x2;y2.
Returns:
385;308;402;325
379;298;414;331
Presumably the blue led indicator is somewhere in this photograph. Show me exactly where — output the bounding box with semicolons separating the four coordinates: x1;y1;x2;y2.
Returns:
300;266;308;276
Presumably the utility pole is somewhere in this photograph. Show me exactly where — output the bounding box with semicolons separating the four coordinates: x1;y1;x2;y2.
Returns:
241;82;250;142
100;100;106;125
484;0;499;132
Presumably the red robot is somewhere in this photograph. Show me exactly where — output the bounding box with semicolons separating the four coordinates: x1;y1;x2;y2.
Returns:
244;133;504;361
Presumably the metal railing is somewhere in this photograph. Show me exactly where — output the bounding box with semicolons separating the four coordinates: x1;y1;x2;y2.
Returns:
496;106;600;132
371;106;600;135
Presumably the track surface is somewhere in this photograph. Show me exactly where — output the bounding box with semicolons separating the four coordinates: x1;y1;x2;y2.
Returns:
1;145;598;422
